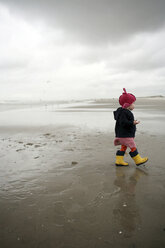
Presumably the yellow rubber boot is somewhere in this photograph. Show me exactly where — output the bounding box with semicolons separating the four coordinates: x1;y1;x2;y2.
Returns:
115;150;129;166
129;149;148;166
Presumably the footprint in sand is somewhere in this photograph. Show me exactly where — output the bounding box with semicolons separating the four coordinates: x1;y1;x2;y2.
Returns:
43;133;51;137
16;148;25;152
34;144;41;148
34;156;40;159
71;161;78;165
26;143;34;146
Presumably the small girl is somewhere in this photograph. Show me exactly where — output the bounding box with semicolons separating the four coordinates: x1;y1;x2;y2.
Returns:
114;88;148;166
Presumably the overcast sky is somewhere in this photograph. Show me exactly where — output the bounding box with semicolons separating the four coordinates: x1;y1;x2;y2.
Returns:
0;0;165;101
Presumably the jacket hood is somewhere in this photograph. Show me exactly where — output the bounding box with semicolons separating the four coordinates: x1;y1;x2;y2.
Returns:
113;107;123;120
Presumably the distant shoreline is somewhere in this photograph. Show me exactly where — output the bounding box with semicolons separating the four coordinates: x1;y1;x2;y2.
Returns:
0;95;164;105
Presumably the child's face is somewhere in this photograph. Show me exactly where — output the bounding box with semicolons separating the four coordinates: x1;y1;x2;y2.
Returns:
128;103;135;110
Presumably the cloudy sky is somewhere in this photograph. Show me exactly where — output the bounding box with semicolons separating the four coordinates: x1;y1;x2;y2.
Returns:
0;0;165;101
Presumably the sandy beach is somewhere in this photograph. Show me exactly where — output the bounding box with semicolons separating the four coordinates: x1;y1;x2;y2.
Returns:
0;98;165;248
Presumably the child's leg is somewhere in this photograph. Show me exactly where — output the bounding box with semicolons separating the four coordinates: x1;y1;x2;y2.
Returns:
116;145;128;166
130;147;136;152
115;150;129;166
127;138;136;152
120;145;127;151
128;140;148;165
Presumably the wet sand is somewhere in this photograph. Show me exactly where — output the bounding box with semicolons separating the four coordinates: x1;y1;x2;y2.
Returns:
0;98;165;248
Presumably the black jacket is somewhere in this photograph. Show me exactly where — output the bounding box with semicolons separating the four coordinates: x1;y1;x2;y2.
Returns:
113;107;136;137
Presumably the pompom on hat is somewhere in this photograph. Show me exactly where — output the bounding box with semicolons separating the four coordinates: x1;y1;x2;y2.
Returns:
119;88;136;109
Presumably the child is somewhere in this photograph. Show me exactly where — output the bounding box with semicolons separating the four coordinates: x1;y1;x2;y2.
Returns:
113;88;148;166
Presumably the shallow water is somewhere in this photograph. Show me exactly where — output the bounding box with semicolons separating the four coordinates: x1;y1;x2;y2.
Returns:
0;101;165;135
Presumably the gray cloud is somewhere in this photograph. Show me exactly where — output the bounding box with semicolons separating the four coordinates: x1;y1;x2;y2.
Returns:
0;0;165;100
2;0;165;43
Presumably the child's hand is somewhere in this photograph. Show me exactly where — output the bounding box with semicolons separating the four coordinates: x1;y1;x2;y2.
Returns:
134;120;140;125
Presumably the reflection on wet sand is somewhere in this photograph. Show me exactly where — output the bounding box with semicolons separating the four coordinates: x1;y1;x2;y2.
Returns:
113;167;148;238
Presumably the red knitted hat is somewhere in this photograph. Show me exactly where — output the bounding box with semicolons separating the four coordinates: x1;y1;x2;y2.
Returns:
119;88;136;108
